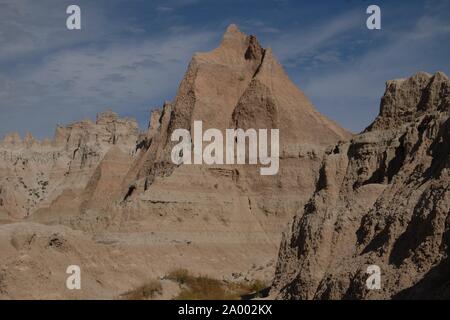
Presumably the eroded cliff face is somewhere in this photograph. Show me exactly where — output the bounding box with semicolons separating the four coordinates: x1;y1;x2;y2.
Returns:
271;72;450;300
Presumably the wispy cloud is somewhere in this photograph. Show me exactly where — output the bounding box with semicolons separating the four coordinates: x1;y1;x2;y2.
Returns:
241;19;281;34
267;9;362;65
0;31;216;137
1;0;449;139
296;5;450;132
0;0;218;139
0;0;109;64
156;6;174;13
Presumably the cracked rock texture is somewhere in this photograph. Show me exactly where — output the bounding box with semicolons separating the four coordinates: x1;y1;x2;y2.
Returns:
271;71;450;300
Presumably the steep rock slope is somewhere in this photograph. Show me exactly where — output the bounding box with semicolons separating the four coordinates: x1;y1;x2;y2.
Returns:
102;24;350;275
271;72;450;299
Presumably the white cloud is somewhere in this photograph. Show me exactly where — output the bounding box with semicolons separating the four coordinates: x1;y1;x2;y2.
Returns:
298;9;450;132
304;12;450;97
0;0;219;139
0;0;109;62
241;19;281;34
156;6;174;13
1;0;449;139
0;29;217;138
267;10;361;63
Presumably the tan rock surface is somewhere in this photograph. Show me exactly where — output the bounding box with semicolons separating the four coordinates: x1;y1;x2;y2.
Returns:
0;111;139;221
271;72;450;299
0;25;350;299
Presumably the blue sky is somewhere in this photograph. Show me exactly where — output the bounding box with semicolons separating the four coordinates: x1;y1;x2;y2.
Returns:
1;0;449;139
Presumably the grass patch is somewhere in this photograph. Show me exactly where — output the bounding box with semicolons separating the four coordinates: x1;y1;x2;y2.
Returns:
166;268;190;284
166;268;269;300
176;275;240;300
247;279;269;293
232;279;270;298
121;279;162;300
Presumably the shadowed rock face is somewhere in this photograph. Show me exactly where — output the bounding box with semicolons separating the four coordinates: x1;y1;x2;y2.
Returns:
0;25;351;299
271;72;450;300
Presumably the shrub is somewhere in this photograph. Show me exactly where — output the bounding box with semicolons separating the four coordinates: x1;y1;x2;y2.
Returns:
166;268;190;284
167;269;239;300
230;279;270;298
175;275;239;300
166;268;269;300
122;279;162;300
248;279;269;293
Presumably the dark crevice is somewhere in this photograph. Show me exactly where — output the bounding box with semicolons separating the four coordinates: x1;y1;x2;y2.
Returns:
123;184;136;201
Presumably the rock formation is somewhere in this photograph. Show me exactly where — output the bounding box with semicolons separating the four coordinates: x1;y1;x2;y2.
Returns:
101;24;350;285
0;110;138;220
271;71;450;299
116;24;350;247
0;25;351;299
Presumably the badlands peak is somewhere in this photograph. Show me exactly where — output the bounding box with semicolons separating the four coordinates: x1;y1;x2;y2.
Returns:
367;71;449;132
166;24;350;148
